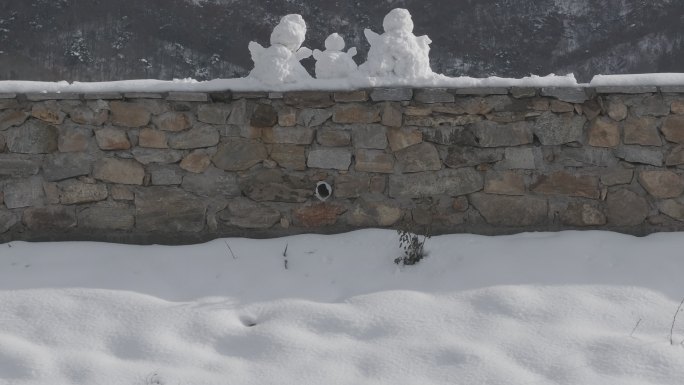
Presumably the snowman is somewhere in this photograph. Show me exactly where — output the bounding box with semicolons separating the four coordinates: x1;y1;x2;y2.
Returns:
248;14;313;85
312;33;358;79
359;8;433;79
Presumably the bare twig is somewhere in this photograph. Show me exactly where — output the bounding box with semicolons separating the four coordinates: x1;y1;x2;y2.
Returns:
283;243;288;270
630;318;642;338
224;241;237;259
670;297;684;345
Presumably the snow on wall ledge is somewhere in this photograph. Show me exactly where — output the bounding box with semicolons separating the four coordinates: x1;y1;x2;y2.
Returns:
2;86;684;244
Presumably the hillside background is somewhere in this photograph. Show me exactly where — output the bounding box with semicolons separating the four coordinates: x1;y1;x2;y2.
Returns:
0;0;682;82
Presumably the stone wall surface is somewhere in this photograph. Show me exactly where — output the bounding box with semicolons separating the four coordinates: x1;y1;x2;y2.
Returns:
2;86;684;244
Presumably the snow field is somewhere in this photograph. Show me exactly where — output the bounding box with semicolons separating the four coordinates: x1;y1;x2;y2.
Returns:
1;230;684;384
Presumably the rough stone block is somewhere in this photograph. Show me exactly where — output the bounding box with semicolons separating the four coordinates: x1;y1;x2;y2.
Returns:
355;149;395;173
0;110;29;130
153;112;192;132
284;92;334;108
31;101;66;124
262;126;315;145
444;146;503;168
658;199;684;222
307;148;352;170
484;171;525;195
43;152;93;182
472;120;534;147
58;180;108;205
6;121;58;154
132;148;183;165
588;117;620;148
0;154;42;177
93;158;145;185
293;202;346;227
345;197;402;227
352;125;388;149
57;125;93;152
135;187;207;232
501;147;538;169
607;189;649;226
149;164;184;185
615;146;663;166
600;169;634;186
334;174;370;198
251;104;278;128
181;167;240;198
395;142;441;173
414;89;455;104
168;125;219;149
278;107;297;127
239;169;310;203
69;105;108;125
370;88;413;101
623;116;661;146
3;177;45;209
95;127;131;150
166;92;208;102
110;101;151;127
269;144;306;170
23;206;76;231
110;185;135;200
638;170;684;199
453;88;509;95
332;104;381;124
470;194;548;226
180;150;212;173
540;87;588;103
138;128;168;148
631;95;670;117
78;203;135;230
316;127;351;147
561;202;606;226
533;112;585;145
422;126;477;146
0;209;18;234
510;88;537;99
380;103;403;127
607;99;628;121
661;115;684;144
212;138;267;171
389;168;483;198
531;171;600;199
219;198;281;229
387;127;422;152
198;103;232;125
334;91;368;102
297;109;333;127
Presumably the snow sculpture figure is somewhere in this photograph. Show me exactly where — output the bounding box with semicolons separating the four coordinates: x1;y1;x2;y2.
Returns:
312;33;358;79
248;14;313;85
359;8;433;79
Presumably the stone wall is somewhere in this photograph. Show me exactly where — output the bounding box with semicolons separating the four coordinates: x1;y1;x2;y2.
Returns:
2;86;684;244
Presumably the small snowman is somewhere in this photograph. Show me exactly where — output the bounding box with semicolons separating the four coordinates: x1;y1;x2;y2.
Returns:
359;8;433;79
248;14;313;85
312;33;358;79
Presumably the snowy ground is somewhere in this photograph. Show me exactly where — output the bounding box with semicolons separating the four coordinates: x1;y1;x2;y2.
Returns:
1;230;684;385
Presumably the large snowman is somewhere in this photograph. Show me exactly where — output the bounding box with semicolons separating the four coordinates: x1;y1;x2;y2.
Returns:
359;8;433;79
248;14;313;85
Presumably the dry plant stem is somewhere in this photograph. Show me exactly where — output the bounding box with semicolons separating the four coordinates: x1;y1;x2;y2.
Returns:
670;297;684;345
283;243;289;270
630;318;642;338
224;241;237;259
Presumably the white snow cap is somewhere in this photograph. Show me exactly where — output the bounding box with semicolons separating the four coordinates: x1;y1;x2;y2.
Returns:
324;33;346;51
359;8;433;79
270;14;307;52
248;14;312;85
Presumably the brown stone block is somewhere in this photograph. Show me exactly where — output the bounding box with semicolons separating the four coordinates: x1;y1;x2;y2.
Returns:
531;171;600;199
293;202;346;227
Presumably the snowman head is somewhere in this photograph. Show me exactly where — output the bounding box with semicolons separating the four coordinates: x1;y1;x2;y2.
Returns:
270;14;307;52
324;33;345;51
382;8;414;34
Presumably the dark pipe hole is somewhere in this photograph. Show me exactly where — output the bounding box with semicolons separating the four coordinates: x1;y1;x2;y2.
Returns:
317;183;330;198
